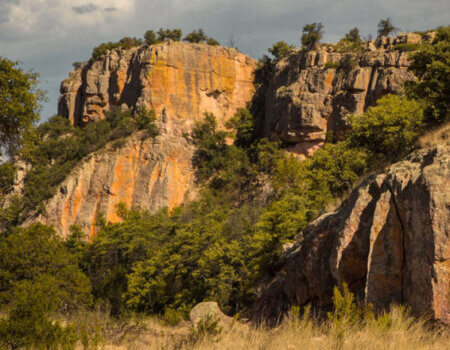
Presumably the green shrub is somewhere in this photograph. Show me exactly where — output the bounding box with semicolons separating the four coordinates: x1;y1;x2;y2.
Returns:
184;29;220;45
91;37;143;61
377;17;398;38
301;23;324;50
348;94;424;158
336;28;363;52
268;41;295;61
324;61;340;69
393;43;421;52
406;25;450;124
0;162;15;195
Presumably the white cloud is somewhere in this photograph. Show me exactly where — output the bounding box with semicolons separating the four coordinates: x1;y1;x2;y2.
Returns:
0;0;136;40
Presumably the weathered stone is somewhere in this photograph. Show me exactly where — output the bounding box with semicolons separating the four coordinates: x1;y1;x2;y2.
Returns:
35;42;256;237
59;42;256;129
254;143;450;325
190;302;232;328
26;128;198;237
253;33;432;158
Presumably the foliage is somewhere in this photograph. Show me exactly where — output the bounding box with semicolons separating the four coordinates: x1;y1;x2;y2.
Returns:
348;95;424;158
92;37;143;60
336;28;363;52
0;277;78;350
324;61;339;69
0;223;92;310
184;29;220;45
0;57;43;158
406;26;450;124
301;23;324;50
0;223;92;349
393;42;421;52
191;113;229;181
268;41;294;60
377;17;398;38
338;54;357;73
1;108;158;225
190;315;222;343
0;162;15;196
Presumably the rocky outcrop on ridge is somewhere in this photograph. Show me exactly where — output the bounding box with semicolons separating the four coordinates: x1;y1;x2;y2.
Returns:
254;142;449;324
31;42;256;236
253;33;427;158
59;41;256;129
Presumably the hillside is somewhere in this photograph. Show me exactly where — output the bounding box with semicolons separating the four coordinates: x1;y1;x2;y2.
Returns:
0;25;449;349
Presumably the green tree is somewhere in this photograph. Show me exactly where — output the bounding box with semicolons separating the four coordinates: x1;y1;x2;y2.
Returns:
377;18;398;38
184;29;208;43
144;30;159;45
348;94;423;158
191;113;229;181
157;28;183;42
337;28;363;52
301;23;324;50
406;26;450;123
226;108;255;148
0;223;92;310
0;58;43;158
268;41;295;60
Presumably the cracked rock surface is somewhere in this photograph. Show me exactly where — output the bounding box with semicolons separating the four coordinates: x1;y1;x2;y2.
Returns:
254;144;449;324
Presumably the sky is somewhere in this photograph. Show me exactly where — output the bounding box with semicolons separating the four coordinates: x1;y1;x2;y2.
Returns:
0;0;449;122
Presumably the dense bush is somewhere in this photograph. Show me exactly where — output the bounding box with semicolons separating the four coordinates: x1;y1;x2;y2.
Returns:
92;37;143;60
268;41;295;61
0;223;92;349
184;29;220;45
406;25;450;124
301;23;324;50
336;28;363;52
348;95;424;158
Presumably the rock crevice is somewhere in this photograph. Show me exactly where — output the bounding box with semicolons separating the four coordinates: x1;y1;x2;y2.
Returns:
255;144;449;325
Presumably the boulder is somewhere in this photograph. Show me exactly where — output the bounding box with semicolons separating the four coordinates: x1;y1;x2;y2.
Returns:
190;302;232;328
254;143;450;325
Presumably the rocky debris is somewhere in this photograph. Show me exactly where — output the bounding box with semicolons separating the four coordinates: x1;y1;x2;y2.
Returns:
190;302;232;328
253;33;430;159
254;143;449;325
59;41;256;129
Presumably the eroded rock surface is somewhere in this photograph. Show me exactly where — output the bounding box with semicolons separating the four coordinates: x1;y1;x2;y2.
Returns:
59;41;256;129
254;143;449;324
35;42;256;236
253;34;426;158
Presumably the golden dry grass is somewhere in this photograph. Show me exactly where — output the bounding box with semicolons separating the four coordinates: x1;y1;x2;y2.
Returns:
417;122;450;148
74;306;449;350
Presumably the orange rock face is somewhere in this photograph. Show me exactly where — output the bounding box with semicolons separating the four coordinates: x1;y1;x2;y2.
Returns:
43;42;256;237
35;130;197;237
59;42;256;128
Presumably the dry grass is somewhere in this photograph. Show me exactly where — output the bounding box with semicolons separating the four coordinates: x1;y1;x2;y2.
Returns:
417;122;450;148
74;306;449;350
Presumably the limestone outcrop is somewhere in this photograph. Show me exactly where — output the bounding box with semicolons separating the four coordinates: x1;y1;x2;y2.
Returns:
253;34;427;158
34;42;256;236
28;127;197;237
254;142;450;324
59;41;256;129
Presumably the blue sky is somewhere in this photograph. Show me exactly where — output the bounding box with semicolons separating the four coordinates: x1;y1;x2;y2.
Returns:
1;0;448;122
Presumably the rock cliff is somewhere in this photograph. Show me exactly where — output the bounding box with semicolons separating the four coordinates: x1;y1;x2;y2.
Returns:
59;41;255;129
253;34;425;158
35;42;256;236
254;140;449;324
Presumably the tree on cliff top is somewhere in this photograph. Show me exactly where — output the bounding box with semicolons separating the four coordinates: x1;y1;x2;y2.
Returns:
301;23;324;50
0;58;43;158
269;41;295;61
377;18;398;38
406;25;450;124
184;29;220;46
